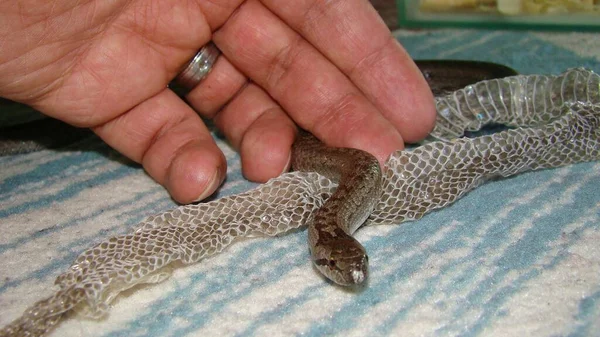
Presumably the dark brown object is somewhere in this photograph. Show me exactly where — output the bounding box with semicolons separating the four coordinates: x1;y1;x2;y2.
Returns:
415;60;519;96
0;118;92;155
370;0;399;30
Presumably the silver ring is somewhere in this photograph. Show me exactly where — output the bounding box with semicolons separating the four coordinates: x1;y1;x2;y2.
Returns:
174;42;220;90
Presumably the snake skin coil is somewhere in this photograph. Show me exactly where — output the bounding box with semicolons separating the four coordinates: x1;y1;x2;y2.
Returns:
1;68;599;337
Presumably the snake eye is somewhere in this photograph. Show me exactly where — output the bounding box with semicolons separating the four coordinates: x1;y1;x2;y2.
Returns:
328;260;337;268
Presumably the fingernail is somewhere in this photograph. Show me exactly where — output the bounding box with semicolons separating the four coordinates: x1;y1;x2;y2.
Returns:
280;151;292;175
192;168;225;202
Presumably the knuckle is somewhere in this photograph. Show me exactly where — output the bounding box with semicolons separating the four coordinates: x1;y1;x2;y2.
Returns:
264;35;304;93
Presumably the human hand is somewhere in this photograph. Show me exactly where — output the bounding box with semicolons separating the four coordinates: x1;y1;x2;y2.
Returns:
0;0;435;204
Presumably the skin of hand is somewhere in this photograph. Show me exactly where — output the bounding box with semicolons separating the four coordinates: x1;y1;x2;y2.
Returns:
0;0;436;204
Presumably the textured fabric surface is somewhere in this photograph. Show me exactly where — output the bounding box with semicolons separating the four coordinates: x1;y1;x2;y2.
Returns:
1;29;599;337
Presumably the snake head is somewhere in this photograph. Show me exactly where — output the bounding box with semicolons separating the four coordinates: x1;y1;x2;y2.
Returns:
311;235;368;286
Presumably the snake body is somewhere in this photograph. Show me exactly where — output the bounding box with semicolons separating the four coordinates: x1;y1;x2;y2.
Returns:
1;68;600;337
292;131;381;285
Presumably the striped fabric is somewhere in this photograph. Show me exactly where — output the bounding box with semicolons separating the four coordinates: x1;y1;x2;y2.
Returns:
1;29;599;337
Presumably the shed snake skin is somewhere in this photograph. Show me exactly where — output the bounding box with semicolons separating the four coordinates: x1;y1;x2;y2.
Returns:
1;67;599;337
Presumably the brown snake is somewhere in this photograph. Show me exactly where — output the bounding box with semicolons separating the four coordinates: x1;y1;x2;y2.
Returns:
292;131;381;285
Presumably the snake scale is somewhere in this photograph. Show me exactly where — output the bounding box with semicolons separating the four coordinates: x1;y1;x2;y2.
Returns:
1;67;599;337
292;131;381;286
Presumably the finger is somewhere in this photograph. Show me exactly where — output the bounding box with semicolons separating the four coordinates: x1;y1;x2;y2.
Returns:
185;55;248;118
212;0;404;162
93;88;226;204
259;0;437;142
214;83;295;182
